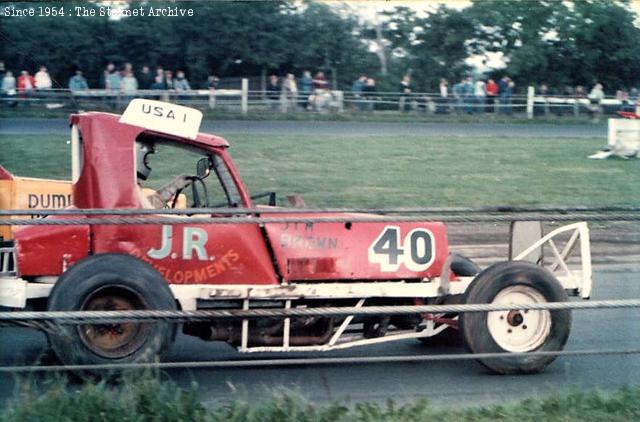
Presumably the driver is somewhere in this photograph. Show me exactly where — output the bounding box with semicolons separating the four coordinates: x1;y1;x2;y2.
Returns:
135;140;193;209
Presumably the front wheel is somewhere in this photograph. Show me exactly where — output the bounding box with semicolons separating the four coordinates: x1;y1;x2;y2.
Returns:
460;261;571;374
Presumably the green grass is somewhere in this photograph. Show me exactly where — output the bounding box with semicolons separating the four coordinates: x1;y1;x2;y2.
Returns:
1;133;637;207
1;375;639;421
0;107;600;124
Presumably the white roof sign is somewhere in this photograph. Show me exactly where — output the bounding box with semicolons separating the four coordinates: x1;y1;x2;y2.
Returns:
119;99;203;140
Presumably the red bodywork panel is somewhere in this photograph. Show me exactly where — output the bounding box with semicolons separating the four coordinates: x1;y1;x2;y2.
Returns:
91;223;278;285
0;165;13;180
14;112;450;285
263;213;448;282
14;216;90;276
69;113;234;209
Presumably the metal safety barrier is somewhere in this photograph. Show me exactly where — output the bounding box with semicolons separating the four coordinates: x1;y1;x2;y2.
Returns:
3;205;640;216
2;299;640;326
2;214;640;226
2;206;640;226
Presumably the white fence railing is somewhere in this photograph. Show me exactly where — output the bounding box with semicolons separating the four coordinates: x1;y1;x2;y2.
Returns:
2;81;637;119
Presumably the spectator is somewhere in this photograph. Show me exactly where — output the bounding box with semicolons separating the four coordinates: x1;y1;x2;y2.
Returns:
281;73;298;112
151;74;166;90
351;75;364;94
106;65;121;91
312;71;328;90
485;78;498;113
1;71;17;107
104;63;121;108
630;87;638;108
453;78;464;113
361;77;377;112
138;66;153;90
0;61;6;81
17;70;35;107
266;74;280;109
207;73;220;109
399;74;411;112
351;74;366;111
34;65;52;90
474;78;486;114
463;77;474;113
164;70;175;90
300;70;313;109
588;83;605;122
101;62;115;89
438;78;449;114
507;77;515;115
68;70;89;92
615;90;626;111
121;70;138;102
161;70;174;102
537;82;549;116
174;70;191;91
2;70;16;94
499;76;513;115
150;74;166;100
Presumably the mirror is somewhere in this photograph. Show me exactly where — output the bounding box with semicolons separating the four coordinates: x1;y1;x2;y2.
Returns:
196;157;211;179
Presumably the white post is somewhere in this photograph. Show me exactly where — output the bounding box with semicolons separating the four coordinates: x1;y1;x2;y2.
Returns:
527;86;535;119
241;78;248;115
336;90;344;113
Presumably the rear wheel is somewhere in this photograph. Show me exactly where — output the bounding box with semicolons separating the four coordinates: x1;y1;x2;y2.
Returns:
47;254;177;368
460;261;571;374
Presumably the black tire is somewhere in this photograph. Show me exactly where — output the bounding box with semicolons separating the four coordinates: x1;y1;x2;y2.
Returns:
450;253;480;277
47;253;177;368
460;261;571;374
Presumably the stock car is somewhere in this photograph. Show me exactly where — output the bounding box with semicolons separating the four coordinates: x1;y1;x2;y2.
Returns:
0;99;592;374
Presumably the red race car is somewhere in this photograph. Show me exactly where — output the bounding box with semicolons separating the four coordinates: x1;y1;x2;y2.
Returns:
0;100;592;374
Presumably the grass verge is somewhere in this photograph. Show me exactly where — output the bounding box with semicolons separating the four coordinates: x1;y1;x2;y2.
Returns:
0;107;600;125
1;375;638;421
1;133;636;207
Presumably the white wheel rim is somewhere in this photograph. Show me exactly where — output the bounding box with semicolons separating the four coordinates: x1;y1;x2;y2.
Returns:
486;285;551;353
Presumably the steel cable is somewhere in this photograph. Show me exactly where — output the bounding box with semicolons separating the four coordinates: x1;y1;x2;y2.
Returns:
2;205;640;216
1;299;639;325
3;213;640;226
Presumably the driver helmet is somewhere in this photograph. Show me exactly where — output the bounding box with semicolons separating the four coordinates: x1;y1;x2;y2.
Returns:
135;140;155;181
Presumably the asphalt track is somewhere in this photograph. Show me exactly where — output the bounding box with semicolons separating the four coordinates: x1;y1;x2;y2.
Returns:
0;118;607;138
1;268;638;409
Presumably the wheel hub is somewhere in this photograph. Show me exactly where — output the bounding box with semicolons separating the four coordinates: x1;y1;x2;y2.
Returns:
506;310;524;327
78;286;150;359
487;285;551;353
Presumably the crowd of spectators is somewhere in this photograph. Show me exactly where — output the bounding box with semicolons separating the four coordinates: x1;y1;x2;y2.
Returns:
0;60;216;108
266;70;340;112
1;59;638;118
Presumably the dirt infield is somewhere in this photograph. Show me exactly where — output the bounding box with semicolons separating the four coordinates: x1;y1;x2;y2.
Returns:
447;221;640;268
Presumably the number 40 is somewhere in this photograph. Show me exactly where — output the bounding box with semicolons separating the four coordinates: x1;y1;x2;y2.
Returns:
368;226;435;272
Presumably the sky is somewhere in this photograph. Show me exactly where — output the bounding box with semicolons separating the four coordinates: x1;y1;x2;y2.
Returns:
333;0;640;23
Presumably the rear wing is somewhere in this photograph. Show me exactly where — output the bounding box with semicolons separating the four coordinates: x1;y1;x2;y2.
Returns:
511;222;592;299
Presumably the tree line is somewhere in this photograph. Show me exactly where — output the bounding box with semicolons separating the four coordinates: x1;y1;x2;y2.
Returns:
2;0;639;93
